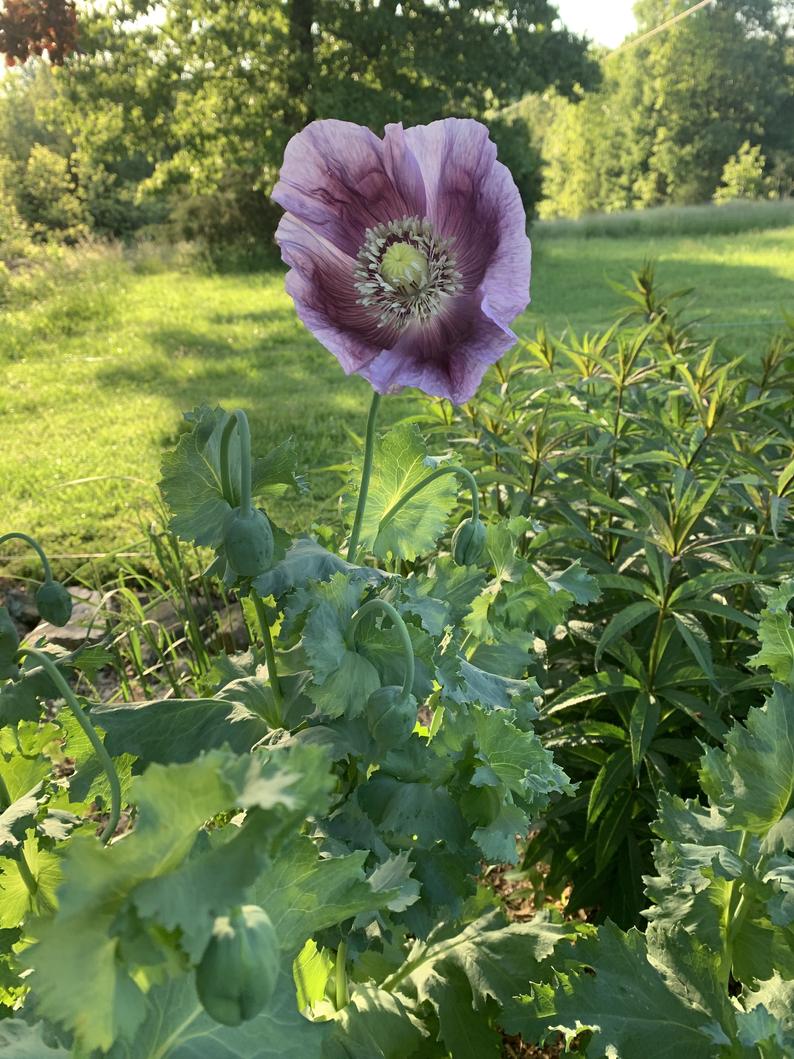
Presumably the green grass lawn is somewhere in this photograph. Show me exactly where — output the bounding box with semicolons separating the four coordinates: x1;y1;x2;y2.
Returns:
526;224;794;337
2;221;794;574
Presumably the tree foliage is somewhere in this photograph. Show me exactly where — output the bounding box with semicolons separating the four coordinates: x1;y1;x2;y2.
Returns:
534;0;794;217
7;0;594;241
714;141;774;203
2;0;793;238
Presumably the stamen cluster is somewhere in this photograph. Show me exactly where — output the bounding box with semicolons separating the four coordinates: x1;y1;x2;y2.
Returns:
354;216;463;328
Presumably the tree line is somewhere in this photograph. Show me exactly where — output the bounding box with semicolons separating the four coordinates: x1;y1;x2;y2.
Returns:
531;0;794;218
0;0;791;254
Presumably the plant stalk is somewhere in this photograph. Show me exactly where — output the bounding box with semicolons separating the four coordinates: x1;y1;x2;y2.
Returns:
348;598;415;697
18;647;121;844
0;531;53;582
0;770;43;909
250;591;284;723
722;829;753;985
346;392;382;562
377;464;480;536
335;940;348;1009
605;379;625;560
647;578;675;691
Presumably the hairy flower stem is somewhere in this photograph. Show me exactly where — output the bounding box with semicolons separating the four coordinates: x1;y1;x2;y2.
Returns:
346;392;382;562
335;940;349;1009
722;829;753;985
378;465;480;537
348;599;415;697
0;531;54;582
250;591;284;724
219;409;253;516
18;647;121;845
0;770;45;910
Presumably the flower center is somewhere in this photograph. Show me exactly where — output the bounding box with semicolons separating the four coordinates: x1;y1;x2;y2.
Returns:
355;217;462;330
379;242;429;292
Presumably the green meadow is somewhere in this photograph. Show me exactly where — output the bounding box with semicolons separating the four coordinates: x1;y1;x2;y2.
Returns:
3;214;793;572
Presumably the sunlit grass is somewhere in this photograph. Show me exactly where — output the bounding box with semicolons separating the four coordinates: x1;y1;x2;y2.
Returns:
2;221;793;571
1;248;374;573
533;198;794;240
524;223;794;339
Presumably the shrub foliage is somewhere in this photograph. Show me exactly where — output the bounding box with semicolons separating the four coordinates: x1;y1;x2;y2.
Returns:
432;266;794;923
0;270;792;1055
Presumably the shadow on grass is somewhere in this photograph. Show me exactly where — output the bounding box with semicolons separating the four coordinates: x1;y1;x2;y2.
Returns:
91;312;373;492
8;243;791;567
93;255;794;438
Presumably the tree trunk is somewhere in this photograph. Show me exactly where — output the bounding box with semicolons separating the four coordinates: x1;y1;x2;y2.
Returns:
287;0;315;126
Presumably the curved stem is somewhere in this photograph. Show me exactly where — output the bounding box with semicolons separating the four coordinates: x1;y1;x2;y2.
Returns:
346;392;382;562
18;648;121;845
348;599;415;697
722;829;753;984
219;410;253;516
335;940;348;1010
0;770;43;909
0;532;53;582
250;592;283;723
219;415;236;506
235;411;252;518
377;465;480;537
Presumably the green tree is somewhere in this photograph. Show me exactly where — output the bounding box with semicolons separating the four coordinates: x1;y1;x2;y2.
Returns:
312;1;597;127
21;142;88;242
533;48;656;219
54;0;598;239
0;60;68;166
536;0;794;217
0;159;36;271
714;140;773;202
634;0;794;204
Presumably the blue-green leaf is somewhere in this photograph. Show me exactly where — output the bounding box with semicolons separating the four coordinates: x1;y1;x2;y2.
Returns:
345;423;457;561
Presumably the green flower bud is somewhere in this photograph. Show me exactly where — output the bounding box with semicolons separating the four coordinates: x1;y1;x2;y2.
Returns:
366;685;417;747
0;607;20;681
196;905;280;1027
451;517;486;567
35;580;73;627
223;507;274;578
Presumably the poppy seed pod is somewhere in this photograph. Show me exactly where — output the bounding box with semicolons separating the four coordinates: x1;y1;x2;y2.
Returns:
223;508;274;578
196;905;280;1027
451;517;486;567
366;685;417;747
35;580;73;627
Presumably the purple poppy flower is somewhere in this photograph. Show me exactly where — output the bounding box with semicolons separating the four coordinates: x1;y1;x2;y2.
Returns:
273;118;531;404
